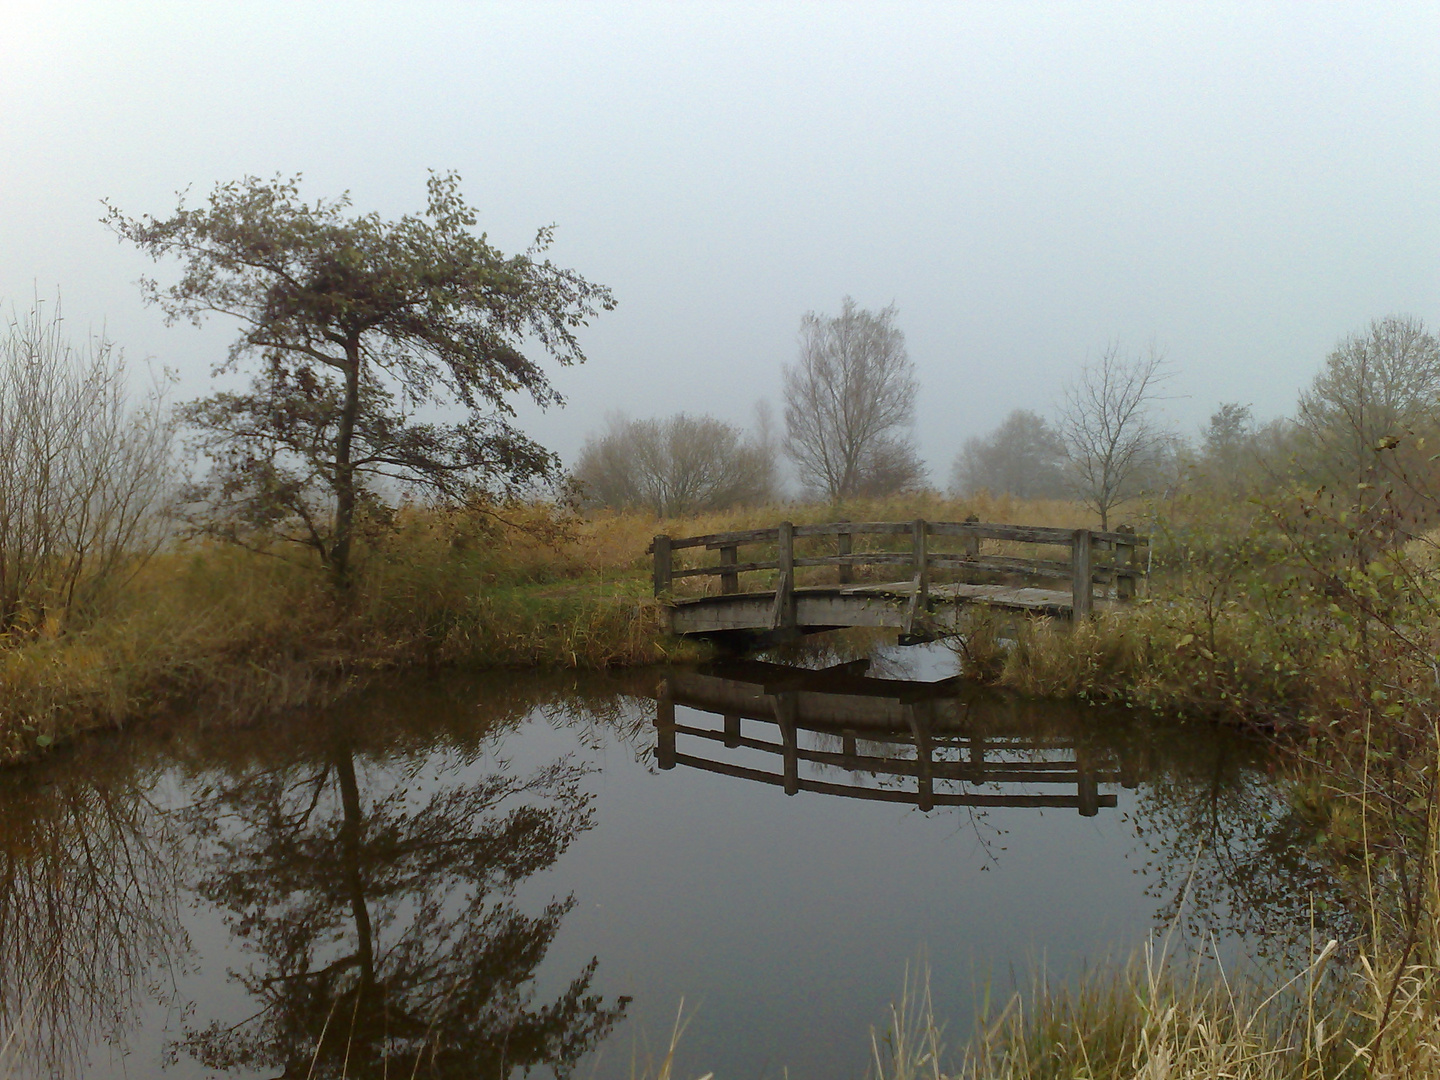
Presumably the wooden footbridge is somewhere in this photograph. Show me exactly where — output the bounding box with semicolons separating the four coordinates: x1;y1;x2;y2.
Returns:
649;518;1147;644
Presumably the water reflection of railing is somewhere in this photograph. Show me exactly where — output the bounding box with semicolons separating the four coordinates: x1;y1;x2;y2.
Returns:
652;660;1129;815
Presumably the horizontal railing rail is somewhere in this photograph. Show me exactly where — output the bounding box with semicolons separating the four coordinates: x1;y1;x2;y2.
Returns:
648;518;1149;619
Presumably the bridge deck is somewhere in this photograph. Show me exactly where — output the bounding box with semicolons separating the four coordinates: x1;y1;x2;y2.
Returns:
669;579;1096;639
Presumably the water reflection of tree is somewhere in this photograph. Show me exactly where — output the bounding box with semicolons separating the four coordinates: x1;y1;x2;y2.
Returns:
0;748;186;1076
1119;726;1355;963
177;723;627;1078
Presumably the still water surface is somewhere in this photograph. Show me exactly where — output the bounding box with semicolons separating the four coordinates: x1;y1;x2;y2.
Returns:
0;639;1338;1078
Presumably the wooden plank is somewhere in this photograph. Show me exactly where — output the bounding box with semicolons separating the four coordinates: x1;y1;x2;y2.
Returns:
1115;524;1135;601
719;543;739;594
652;535;672;596
792;521;912;537
928;521;1079;545
670;560;779;578
664;527;779;551
928;555;1073;578
656;521;1149;553
794;553;913;567
774;522;795;629
1071;529;1094;619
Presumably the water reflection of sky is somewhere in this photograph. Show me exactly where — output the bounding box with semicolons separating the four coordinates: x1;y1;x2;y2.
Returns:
0;641;1341;1080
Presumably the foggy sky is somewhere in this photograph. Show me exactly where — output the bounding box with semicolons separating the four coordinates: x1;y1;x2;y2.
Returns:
3;2;1437;485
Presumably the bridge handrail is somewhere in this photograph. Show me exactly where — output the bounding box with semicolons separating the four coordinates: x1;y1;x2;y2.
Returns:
649;519;1149;618
650;520;1148;553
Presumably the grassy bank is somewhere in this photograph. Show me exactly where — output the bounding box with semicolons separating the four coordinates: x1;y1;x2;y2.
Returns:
0;492;1096;761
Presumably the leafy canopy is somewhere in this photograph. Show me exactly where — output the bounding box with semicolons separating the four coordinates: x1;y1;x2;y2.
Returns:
104;172;614;572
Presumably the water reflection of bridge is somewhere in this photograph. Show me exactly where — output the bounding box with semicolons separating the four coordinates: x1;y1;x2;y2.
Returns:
651;660;1134;816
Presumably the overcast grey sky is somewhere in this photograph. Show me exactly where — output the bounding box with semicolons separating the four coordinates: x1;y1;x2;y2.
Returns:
3;2;1437;482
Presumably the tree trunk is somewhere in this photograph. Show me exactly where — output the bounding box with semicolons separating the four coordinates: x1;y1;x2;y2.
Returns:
330;341;362;587
335;744;377;995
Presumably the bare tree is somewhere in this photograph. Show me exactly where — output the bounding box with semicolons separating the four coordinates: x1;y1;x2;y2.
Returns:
782;298;925;501
1296;314;1440;490
0;298;174;633
574;412;775;516
1057;343;1170;529
951;408;1068;499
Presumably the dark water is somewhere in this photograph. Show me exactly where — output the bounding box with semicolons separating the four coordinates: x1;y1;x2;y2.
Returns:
0;638;1341;1079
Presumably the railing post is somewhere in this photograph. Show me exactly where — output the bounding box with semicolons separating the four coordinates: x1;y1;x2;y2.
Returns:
719;543;739;595
912;518;929;601
772;521;795;630
656;682;676;770
1071;529;1094;619
837;521;852;585
652;534;672;596
902;519;930;640
963;513;980;559
1115;524;1135;602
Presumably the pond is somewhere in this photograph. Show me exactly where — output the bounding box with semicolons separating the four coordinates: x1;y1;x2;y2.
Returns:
0;638;1343;1079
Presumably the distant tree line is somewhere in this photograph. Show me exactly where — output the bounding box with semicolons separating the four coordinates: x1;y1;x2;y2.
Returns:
574;297;926;514
952;314;1440;529
575;301;1440;526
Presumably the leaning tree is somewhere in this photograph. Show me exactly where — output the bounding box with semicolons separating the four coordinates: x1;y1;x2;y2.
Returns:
105;173;614;585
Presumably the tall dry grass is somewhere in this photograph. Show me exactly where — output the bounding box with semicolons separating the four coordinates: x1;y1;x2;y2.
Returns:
0;491;1122;761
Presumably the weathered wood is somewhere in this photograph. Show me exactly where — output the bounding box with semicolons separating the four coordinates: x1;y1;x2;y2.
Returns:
929;555;1074;578
656;685;676;770
1071;529;1094;619
928;521;1077;545
652;535;672;596
792;521;912;538
1115;524;1135;601
652;520;1148;552
912;519;929;597
719;543;739;594
794;553;913;568
670;559;780;578
656;518;1148;635
663;527;778;551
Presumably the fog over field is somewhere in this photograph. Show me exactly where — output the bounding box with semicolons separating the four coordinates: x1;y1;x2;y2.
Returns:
3;2;1437;480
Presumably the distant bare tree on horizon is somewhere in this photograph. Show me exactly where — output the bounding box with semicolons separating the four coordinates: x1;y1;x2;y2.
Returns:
782;298;925;502
1058;343;1170;529
951;408;1068;500
573;412;775;517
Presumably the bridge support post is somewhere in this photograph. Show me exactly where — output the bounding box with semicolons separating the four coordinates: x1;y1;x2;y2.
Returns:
653;535;672;596
837;523;852;586
1070;529;1094;619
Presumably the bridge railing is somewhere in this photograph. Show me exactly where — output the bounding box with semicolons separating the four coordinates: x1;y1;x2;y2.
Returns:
647;519;1148;618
